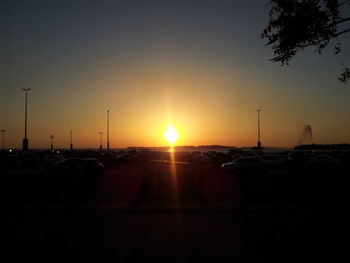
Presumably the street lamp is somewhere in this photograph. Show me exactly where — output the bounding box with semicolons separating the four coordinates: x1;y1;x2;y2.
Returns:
1;129;6;151
70;131;73;151
107;110;110;151
257;109;262;149
22;88;31;151
50;135;54;152
99;132;103;151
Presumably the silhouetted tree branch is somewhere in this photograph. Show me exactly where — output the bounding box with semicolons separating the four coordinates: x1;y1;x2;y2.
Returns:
262;0;350;84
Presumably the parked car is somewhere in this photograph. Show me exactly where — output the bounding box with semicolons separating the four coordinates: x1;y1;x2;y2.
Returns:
310;155;339;166
261;154;287;167
288;151;312;163
42;153;65;170
231;154;242;161
114;153;137;162
53;157;104;175
189;154;211;163
80;158;104;175
340;151;350;165
0;154;20;171
53;158;84;172
222;157;262;172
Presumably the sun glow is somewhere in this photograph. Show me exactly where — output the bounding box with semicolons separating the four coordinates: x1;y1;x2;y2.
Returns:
164;124;179;145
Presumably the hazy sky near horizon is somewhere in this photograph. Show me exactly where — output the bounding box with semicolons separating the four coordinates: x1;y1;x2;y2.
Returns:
1;0;350;149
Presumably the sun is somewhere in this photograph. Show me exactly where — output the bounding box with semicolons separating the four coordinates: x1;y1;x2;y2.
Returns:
164;124;179;145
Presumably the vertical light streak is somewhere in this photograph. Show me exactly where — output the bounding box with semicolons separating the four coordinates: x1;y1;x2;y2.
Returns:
169;144;179;203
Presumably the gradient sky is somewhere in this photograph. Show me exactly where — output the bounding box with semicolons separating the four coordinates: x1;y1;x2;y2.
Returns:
1;0;350;149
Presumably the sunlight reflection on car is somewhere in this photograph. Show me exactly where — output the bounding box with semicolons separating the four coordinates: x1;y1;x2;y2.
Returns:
222;157;263;172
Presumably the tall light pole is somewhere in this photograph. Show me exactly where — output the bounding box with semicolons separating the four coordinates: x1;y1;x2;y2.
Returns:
107;110;110;151
70;130;73;151
1;129;6;151
50;135;54;152
22;88;31;151
99;132;103;151
257;109;262;149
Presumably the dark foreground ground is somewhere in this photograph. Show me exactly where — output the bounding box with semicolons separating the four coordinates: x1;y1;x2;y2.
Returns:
1;160;350;262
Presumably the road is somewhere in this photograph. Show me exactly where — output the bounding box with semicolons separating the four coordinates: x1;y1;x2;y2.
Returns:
1;159;349;262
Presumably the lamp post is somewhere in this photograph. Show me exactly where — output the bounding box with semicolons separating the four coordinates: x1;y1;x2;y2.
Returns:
99;132;103;151
70;131;73;151
107;110;110;151
1;129;6;151
22;88;31;151
257;109;262;149
50;135;54;152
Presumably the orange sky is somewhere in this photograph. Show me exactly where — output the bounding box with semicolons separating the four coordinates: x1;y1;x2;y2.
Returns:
3;64;350;149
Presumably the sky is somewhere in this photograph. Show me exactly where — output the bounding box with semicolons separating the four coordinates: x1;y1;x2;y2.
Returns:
1;0;350;149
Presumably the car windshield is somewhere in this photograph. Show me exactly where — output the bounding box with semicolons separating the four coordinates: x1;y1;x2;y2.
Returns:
236;158;260;163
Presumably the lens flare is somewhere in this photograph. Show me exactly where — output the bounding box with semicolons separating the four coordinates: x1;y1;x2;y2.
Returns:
164;124;179;145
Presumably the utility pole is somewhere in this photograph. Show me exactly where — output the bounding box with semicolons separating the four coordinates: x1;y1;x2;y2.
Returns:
107;110;110;151
22;88;31;151
50;135;54;152
1;129;6;151
99;132;103;151
70;130;73;151
257;109;262;149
